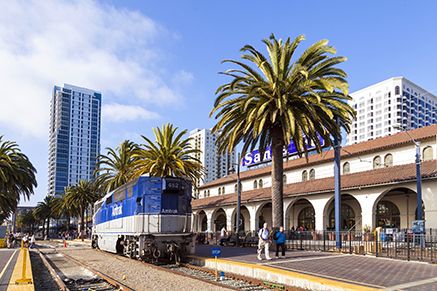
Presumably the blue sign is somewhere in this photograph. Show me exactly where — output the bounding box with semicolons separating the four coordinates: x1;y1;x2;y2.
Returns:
211;247;221;257
241;136;325;167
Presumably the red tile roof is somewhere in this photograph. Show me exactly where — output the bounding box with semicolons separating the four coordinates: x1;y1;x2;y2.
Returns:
192;159;437;210
200;125;437;189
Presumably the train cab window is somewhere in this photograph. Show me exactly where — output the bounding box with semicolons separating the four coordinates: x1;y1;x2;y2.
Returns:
127;187;133;198
106;195;112;204
94;201;103;213
114;189;125;202
135;197;143;214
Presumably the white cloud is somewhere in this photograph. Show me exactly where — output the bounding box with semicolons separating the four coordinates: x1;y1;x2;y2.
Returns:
172;70;194;86
0;0;184;138
102;103;160;123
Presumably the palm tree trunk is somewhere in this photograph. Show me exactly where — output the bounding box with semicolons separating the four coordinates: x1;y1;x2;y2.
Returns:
42;219;46;238
67;215;70;232
46;218;50;239
80;207;85;241
271;127;284;229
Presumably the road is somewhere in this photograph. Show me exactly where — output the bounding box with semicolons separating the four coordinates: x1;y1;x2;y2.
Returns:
0;249;18;291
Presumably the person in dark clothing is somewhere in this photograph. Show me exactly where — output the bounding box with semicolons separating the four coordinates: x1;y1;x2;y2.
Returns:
274;226;287;258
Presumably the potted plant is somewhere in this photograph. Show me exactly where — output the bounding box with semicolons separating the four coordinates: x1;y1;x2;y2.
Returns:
363;225;371;241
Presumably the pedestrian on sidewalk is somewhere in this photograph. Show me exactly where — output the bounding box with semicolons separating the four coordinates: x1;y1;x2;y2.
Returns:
219;227;227;246
274;226;286;259
22;233;29;248
30;233;36;248
257;223;272;261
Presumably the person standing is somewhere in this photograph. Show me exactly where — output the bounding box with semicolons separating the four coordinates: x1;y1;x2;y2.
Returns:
219;227;227;246
257;223;272;260
22;234;29;248
274;226;287;258
30;233;36;249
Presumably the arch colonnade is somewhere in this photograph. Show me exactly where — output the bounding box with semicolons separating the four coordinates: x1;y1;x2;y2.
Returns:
193;180;437;233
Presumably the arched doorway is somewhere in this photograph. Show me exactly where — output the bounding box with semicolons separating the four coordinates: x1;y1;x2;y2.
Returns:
285;199;315;230
328;204;355;230
375;201;400;228
213;208;227;232
197;210;208;231
324;194;362;231
374;187;420;229
232;206;250;233
256;203;272;229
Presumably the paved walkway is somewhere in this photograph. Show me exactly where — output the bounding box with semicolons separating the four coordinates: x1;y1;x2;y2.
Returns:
195;245;437;290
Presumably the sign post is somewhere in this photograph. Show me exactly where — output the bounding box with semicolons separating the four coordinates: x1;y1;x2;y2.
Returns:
211;247;221;281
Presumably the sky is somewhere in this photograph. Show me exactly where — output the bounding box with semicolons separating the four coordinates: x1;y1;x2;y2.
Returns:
1;0;436;206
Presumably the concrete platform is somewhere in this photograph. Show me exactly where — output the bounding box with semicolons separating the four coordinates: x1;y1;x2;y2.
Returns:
190;245;437;291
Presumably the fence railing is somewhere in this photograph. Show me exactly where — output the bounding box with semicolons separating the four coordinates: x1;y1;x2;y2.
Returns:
194;229;437;263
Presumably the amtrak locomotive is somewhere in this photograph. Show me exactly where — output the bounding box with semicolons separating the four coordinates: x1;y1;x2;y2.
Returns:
92;176;194;263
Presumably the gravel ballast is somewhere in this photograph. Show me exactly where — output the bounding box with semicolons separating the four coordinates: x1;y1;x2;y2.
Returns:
57;247;231;291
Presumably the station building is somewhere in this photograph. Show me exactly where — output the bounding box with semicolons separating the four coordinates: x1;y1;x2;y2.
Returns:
192;125;437;233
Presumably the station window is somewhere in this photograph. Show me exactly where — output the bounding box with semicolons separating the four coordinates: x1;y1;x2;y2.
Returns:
343;162;350;174
423;146;433;161
309;169;315;180
302;170;308;182
373;156;382;169
384;154;393;167
253;180;258;189
283;174;287;184
222;186;225;195
258;179;263;188
218;187;221;195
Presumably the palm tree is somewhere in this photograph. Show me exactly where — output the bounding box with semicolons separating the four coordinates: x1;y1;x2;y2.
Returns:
34;196;57;238
96;140;139;193
65;180;100;241
17;210;37;233
0;136;37;219
210;34;355;228
133;123;203;180
53;192;74;232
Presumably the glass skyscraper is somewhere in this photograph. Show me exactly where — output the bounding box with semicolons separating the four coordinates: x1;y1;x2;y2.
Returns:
48;84;101;196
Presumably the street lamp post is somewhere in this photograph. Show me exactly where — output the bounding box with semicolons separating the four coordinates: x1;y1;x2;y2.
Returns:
334;128;342;249
229;153;242;247
394;125;423;228
236;153;241;247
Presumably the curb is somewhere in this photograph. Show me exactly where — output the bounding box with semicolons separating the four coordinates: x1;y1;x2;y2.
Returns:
187;255;382;291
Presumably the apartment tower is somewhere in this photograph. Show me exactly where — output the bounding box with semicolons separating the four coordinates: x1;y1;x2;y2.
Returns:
48;84;101;196
189;128;236;198
348;77;437;145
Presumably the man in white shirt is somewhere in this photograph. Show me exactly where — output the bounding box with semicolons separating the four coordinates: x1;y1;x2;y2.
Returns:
257;223;272;260
220;227;227;246
30;234;36;248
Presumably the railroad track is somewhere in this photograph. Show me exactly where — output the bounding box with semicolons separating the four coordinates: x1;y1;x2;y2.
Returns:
37;241;291;290
156;262;277;290
36;246;131;291
90;248;279;290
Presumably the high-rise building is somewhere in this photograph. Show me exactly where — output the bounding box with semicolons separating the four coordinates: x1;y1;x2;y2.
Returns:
48;84;101;196
347;77;437;145
189;128;236;197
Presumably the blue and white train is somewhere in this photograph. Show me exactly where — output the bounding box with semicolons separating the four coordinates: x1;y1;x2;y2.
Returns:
92;176;194;263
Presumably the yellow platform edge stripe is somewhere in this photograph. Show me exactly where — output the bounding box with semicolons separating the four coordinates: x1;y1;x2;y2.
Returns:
7;248;34;291
188;255;381;291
